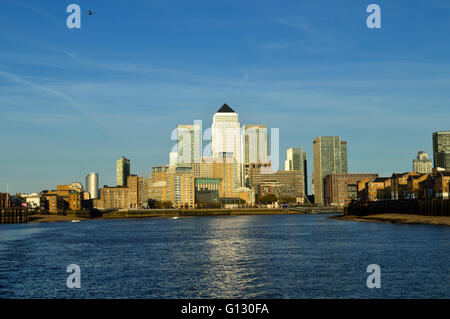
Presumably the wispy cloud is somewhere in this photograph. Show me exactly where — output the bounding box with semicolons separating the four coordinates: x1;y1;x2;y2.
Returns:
0;70;114;136
267;16;355;53
274;17;316;36
0;70;86;115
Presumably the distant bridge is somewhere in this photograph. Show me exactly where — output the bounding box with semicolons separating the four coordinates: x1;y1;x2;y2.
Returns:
288;206;343;214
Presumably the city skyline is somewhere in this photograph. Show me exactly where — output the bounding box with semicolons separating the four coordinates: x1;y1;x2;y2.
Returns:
1;0;450;193
1;104;448;195
1;1;450;304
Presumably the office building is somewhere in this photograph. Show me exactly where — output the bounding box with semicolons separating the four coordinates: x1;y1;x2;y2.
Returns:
96;186;130;209
192;155;240;198
435;152;450;171
285;147;308;195
127;174;144;209
248;167;305;201
242;124;269;164
324;173;378;206
166;166;195;208
212;155;240;198
313;136;348;205
116;156;130;186
212;104;241;162
86;173;99;199
432;131;450;170
413;151;432;174
195;178;222;192
177;124;202;164
195;178;221;206
241;162;271;188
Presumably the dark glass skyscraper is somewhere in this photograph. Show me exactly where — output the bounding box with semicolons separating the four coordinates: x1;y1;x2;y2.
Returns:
432;131;450;170
116;156;130;186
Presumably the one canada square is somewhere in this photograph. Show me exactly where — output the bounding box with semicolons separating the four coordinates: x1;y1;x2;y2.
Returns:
211;104;242;162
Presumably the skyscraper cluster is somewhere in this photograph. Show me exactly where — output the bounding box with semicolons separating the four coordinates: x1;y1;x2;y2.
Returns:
5;106;448;213
141;104;310;208
94;104;353;208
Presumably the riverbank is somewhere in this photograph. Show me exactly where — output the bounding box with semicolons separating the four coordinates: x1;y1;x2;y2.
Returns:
331;213;450;226
29;214;90;223
28;208;306;223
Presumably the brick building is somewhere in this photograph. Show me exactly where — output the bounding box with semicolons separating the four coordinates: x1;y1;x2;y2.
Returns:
325;173;378;206
358;177;390;202
249;167;305;200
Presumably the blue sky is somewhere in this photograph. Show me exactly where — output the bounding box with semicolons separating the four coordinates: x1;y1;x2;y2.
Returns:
0;0;449;194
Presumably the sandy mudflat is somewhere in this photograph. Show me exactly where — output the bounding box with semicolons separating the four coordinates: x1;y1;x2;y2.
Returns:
332;213;450;226
28;215;89;223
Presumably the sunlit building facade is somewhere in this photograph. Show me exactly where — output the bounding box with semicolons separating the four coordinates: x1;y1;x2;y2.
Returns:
313;136;348;205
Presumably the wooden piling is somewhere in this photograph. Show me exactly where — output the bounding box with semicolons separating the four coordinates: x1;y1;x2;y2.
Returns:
0;208;30;224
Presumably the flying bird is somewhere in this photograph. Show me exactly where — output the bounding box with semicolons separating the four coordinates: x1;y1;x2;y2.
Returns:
87;10;95;16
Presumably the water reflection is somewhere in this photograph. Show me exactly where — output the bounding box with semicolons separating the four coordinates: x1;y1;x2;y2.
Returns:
0;215;448;298
202;216;270;298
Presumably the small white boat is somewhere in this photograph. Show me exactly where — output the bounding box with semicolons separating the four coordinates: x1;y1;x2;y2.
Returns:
71;220;80;223
172;217;179;219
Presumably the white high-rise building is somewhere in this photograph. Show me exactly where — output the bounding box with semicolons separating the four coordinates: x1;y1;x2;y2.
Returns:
212;104;242;188
177;124;202;164
413;151;432;174
86;173;99;199
242;124;269;164
212;104;241;163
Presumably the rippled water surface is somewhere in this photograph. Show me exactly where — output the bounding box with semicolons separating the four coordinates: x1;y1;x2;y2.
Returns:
0;214;448;298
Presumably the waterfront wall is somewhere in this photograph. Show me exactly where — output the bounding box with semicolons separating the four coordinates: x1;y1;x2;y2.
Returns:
0;208;30;224
346;199;450;217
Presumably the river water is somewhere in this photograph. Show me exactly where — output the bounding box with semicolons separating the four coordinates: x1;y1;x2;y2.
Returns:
0;214;448;298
